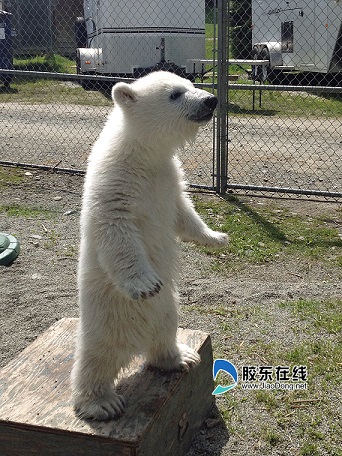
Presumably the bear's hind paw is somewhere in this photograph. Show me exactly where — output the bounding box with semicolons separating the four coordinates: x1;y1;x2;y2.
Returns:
176;343;201;371
74;391;126;421
149;344;201;372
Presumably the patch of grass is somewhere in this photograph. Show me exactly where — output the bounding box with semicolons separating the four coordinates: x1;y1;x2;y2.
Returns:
228;87;342;117
0;78;112;106
279;299;342;335
0;204;55;219
43;229;60;250
14;54;76;74
204;279;341;453
1;53;111;106
192;196;342;270
261;428;282;446
285;339;340;385
255;390;279;411
300;443;320;456
0;166;25;188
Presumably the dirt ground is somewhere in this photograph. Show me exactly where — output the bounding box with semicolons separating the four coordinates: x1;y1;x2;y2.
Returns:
0;168;341;455
1;99;341;193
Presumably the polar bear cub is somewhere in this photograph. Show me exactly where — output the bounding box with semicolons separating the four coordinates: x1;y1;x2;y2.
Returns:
72;71;228;421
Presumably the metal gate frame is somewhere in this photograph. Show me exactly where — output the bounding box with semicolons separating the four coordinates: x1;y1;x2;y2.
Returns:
214;0;342;200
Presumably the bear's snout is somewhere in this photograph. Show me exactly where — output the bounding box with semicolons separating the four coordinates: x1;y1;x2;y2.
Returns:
204;96;218;111
188;94;218;123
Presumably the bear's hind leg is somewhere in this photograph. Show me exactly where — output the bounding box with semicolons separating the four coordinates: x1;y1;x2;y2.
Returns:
71;340;129;421
145;287;201;372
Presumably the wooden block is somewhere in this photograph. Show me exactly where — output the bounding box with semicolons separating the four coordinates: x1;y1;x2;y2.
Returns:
0;318;214;456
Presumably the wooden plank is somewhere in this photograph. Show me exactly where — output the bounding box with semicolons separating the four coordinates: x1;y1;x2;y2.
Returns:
0;318;214;456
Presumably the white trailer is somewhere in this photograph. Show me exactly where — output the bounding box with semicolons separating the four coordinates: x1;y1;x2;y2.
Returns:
251;0;342;81
75;0;205;87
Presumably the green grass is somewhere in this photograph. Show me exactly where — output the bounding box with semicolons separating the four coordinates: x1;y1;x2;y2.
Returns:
211;297;342;455
279;299;342;335
13;53;76;74
0;77;112;106
192;195;342;270
0;204;55;219
0;53;112;106
0;166;25;188
228;87;342;117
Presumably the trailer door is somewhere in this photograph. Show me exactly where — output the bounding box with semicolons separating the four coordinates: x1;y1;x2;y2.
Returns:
292;1;316;71
313;0;329;72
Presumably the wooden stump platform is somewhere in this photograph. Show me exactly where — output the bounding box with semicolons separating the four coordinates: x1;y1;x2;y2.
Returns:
0;318;214;455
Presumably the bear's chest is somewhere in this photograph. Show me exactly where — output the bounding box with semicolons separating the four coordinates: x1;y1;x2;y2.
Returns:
135;170;179;234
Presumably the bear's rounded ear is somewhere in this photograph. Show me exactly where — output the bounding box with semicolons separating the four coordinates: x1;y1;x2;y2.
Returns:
112;82;137;106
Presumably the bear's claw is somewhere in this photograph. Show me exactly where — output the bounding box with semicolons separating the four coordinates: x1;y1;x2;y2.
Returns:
122;270;163;300
75;392;126;421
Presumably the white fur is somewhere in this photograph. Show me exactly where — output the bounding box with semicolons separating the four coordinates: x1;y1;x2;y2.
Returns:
71;71;228;420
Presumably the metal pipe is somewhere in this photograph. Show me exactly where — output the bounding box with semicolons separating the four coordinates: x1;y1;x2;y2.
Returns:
0;68;216;88
0;160;85;175
226;183;342;198
227;83;342;93
216;0;229;194
1;68;340;93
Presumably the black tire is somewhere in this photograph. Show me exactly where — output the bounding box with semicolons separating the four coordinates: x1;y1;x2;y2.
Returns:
80;78;97;91
3;76;12;89
75;17;87;48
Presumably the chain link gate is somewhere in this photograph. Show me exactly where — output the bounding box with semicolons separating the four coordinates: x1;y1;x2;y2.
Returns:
0;0;341;199
224;0;342;199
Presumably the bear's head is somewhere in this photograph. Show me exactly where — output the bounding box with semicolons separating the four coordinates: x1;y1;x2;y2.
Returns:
111;71;218;150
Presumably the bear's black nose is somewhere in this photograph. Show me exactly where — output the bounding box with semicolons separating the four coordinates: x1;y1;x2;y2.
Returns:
204;96;218;110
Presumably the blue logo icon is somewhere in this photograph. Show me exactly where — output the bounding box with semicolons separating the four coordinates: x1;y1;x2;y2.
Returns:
212;359;238;395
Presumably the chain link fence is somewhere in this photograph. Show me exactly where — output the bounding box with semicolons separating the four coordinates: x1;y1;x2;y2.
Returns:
0;0;341;199
224;0;342;199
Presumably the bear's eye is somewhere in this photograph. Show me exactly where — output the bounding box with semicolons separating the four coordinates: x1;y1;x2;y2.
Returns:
169;91;183;101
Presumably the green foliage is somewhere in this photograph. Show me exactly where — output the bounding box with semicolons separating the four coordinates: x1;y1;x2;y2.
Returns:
230;0;252;59
14;54;76;74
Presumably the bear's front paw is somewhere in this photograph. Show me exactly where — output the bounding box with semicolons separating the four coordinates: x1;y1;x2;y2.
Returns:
74;391;126;421
122;270;163;300
204;231;229;248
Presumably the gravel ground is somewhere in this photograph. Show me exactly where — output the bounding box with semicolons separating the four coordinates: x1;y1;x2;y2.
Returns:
0;169;341;455
1;99;341;193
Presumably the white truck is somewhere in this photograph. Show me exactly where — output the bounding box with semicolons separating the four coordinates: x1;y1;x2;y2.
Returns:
251;0;342;81
75;0;206;88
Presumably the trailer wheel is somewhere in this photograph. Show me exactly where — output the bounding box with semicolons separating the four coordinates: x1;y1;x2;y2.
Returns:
3;77;11;89
80;78;97;91
75;17;87;48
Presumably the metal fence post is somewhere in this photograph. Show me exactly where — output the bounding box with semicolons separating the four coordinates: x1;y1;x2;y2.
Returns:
216;0;229;194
